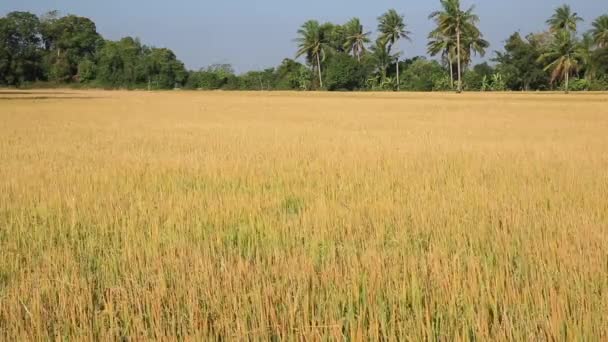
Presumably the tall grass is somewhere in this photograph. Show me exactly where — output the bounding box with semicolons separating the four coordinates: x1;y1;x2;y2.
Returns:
1;91;607;340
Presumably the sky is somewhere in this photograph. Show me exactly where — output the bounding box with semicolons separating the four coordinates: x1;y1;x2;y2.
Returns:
1;0;606;73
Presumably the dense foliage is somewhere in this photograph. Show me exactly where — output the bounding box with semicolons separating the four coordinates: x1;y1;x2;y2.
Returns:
1;3;607;91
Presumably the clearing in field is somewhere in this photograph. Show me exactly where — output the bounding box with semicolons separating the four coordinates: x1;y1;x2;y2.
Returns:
1;90;607;340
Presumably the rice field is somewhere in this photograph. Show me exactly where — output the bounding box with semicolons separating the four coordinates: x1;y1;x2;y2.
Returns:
1;90;607;340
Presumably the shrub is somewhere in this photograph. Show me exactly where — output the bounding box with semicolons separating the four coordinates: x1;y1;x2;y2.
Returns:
401;58;448;91
324;53;366;91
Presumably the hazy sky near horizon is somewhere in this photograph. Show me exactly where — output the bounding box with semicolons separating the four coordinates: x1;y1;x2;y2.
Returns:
1;1;606;73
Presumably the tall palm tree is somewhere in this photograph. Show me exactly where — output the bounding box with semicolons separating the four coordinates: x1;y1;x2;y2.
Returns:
427;31;455;88
459;25;489;66
344;18;371;62
369;40;397;87
295;20;329;89
429;0;484;93
378;9;411;90
538;30;582;93
578;33;596;80
591;15;608;48
547;5;583;33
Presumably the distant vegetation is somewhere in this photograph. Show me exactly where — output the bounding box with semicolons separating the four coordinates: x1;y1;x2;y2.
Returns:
1;1;607;92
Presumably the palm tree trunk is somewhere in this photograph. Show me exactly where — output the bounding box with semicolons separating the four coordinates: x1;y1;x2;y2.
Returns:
456;24;462;93
565;69;569;94
396;61;400;91
449;54;454;89
316;53;323;89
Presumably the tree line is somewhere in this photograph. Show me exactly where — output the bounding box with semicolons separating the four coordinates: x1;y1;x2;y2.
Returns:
1;1;607;92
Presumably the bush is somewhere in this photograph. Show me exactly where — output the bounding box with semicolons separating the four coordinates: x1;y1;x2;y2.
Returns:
222;75;240;90
463;71;483;91
463;63;494;91
77;59;96;83
274;59;306;90
588;77;608;91
568;78;589;91
324;53;366;91
186;71;222;90
432;75;452;91
400;58;448;91
490;73;507;91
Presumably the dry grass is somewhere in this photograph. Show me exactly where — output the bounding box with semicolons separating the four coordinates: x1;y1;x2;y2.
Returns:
1;90;607;340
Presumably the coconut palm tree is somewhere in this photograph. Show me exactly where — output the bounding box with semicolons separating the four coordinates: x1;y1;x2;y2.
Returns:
591;15;608;48
459;25;490;66
578;33;596;80
344;18;371;62
538;30;583;93
429;0;485;93
369;40;397;89
547;5;583;33
295;20;329;89
427;31;456;88
378;9;411;90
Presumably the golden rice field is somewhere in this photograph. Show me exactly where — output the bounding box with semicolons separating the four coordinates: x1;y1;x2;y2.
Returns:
1;90;607;340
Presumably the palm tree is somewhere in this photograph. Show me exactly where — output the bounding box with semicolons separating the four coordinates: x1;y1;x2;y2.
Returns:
429;0;484;93
344;18;371;62
591;15;608;48
295;20;329;89
547;5;583;33
459;25;489;66
378;9;411;90
428;31;456;88
369;40;397;88
538;30;582;93
578;33;596;80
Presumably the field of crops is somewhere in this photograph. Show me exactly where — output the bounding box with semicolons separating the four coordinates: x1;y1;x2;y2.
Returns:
1;90;607;340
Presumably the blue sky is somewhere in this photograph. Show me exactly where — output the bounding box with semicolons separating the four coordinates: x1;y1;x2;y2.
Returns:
1;0;606;73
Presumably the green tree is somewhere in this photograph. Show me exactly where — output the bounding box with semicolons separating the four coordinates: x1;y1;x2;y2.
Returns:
538;30;583;93
547;5;582;33
400;58;448;91
343;18;370;62
368;40;397;89
429;0;486;93
186;70;221;90
591;15;608;48
324;53;367;91
321;23;347;53
459;26;489;67
144;48;187;89
577;33;597;80
41;14;102;82
0;12;44;85
427;31;456;88
96;37;147;87
186;64;236;90
238;68;276;90
77;58;96;82
494;32;549;90
463;62;494;90
274;58;307;90
295;65;313;90
295;20;330;89
378;9;411;90
591;44;608;82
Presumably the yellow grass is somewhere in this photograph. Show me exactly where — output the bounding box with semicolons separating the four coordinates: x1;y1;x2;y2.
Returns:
1;90;607;340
